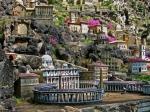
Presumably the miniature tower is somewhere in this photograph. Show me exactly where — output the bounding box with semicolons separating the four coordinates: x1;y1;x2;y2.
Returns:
140;44;146;59
70;11;80;23
140;38;146;59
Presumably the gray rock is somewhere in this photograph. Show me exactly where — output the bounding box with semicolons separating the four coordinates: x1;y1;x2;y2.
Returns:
0;59;14;87
25;55;42;69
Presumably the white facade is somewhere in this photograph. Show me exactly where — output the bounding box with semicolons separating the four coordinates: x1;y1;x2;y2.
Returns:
131;62;147;73
69;24;81;32
41;54;80;89
140;45;146;59
117;42;127;50
81;23;89;34
116;24;122;31
43;68;80;89
102;26;108;34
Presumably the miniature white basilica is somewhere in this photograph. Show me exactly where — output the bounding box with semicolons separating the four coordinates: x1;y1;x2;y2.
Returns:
41;54;80;89
34;54;103;104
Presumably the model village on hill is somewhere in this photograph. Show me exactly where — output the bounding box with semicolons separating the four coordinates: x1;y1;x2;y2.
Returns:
0;0;150;111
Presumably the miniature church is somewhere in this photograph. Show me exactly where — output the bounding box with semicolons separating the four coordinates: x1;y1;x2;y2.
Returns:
41;53;80;89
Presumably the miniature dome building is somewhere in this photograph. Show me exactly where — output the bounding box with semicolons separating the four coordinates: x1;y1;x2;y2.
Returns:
33;54;103;104
41;54;54;69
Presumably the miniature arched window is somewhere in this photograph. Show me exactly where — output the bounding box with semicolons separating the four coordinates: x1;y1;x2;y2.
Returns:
17;24;28;35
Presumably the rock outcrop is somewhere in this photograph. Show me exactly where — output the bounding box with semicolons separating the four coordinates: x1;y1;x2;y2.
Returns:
0;50;16;111
0;0;14;16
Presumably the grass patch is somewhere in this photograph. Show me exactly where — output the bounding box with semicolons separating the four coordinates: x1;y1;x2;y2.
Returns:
134;75;150;82
14;97;27;106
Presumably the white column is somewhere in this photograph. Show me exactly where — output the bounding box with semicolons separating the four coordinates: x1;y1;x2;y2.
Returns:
51;75;52;83
74;77;76;89
64;77;65;89
78;77;79;88
68;77;70;89
46;76;49;83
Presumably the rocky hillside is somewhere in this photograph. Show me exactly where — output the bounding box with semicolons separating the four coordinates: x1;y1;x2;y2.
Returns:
0;0;14;16
0;48;16;111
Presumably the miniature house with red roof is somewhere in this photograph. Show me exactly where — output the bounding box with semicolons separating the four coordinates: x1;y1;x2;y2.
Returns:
14;70;39;98
128;45;150;74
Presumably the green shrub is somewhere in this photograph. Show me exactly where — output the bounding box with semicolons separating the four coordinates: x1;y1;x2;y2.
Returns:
82;38;93;45
134;75;150;81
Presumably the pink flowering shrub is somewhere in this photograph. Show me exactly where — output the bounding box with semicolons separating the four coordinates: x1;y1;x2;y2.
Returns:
49;36;57;46
107;35;116;43
88;19;101;27
107;22;113;29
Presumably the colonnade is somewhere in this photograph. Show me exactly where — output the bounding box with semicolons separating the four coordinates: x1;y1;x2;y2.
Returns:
60;76;79;89
35;6;53;18
80;83;95;88
46;76;79;89
34;90;102;104
79;81;96;88
143;85;150;95
104;82;144;93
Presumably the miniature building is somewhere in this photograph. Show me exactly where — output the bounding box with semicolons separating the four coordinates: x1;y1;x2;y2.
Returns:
26;0;36;8
33;54;103;104
41;53;54;69
42;54;79;89
69;10;80;23
128;58;149;73
97;33;109;44
140;45;146;59
88;61;109;81
102;26;108;34
68;23;81;32
100;49;124;71
14;71;39;98
12;19;30;35
109;40;127;50
13;3;26;17
128;45;150;74
13;0;53;20
35;5;53;19
81;22;89;34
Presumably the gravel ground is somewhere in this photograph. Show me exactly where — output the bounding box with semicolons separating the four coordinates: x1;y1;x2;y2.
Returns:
16;92;150;112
